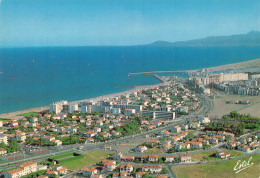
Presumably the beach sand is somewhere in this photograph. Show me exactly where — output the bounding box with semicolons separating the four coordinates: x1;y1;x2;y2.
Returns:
0;81;168;120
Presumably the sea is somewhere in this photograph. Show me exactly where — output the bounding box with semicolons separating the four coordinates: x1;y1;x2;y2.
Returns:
1;46;260;114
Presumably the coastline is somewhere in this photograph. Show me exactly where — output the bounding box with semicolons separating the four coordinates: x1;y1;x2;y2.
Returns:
0;78;167;119
1;57;260;120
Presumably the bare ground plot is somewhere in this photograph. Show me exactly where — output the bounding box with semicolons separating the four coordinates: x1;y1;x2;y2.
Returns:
209;94;260;117
191;150;244;162
0;106;49;119
238;103;260;117
206;58;260;72
144;148;164;154
111;137;153;152
172;154;260;178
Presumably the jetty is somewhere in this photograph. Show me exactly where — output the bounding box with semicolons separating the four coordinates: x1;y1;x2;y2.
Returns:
153;74;165;83
128;69;197;75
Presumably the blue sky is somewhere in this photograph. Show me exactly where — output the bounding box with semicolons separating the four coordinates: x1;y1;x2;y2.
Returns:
0;0;259;47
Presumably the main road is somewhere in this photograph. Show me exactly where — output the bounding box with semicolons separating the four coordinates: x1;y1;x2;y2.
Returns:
0;94;212;170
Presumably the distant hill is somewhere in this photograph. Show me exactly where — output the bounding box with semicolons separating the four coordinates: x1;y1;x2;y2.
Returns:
149;31;260;47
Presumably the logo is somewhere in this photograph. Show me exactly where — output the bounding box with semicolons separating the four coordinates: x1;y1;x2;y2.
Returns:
233;156;254;174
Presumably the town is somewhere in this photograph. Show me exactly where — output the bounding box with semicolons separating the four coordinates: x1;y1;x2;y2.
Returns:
0;71;259;178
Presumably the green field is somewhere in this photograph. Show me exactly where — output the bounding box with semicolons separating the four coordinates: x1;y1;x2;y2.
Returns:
48;152;83;164
172;154;260;178
61;150;111;171
191;150;244;162
20;112;39;117
50;152;74;160
144;148;164;154
0;118;10;121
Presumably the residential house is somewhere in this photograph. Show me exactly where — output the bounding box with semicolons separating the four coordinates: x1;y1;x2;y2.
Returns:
189;142;202;149
140;155;159;162
90;175;103;178
113;152;123;161
0;148;7;155
135;145;147;153
216;151;230;159
102;160;117;172
179;154;191;163
198;117;210;124
142;165;162;173
135;172;146;178
54;166;68;175
111;130;120;137
226;141;239;150
86;138;95;143
181;125;189;131
121;156;135;162
165;155;175;162
175;143;190;150
171;126;181;133
45;170;58;177
213;135;225;142
188;122;200;129
82;167;98;177
120;164;133;175
237;144;250;152
5;162;37;178
0;134;8;144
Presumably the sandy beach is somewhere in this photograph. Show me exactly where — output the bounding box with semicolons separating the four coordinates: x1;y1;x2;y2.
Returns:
0;106;49;119
0;80;168;120
2;58;260;120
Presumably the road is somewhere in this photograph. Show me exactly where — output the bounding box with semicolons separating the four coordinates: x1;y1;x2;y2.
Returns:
0;94;212;170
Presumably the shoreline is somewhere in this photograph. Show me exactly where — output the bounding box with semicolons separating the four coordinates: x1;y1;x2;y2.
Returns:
1;58;260;120
0;79;168;119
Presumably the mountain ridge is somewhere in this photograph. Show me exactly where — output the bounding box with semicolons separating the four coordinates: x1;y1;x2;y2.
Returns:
149;31;260;47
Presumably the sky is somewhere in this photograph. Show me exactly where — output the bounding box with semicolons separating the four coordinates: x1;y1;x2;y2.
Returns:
0;0;260;47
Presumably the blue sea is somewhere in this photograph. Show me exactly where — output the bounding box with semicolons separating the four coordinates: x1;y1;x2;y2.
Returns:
1;46;260;114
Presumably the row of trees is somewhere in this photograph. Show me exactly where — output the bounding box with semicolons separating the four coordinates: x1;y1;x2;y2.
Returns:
0;140;21;153
227;111;260;123
223;111;260;131
205;121;245;136
115;118;140;136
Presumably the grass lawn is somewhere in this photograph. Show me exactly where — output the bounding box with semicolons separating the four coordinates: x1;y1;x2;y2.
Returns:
111;138;151;152
61;150;111;171
172;154;260;178
0;118;10;121
144;148;164;154
50;152;74;160
191;150;244;162
20;112;39;117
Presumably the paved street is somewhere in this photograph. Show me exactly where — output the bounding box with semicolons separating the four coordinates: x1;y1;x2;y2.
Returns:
0;94;212;171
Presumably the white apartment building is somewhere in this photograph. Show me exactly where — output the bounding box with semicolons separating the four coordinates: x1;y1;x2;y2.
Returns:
140;110;175;120
0;134;8;144
112;104;143;111
49;100;68;114
4;162;37;178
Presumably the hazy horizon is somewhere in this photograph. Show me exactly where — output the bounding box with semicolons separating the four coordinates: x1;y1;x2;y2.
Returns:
0;0;260;47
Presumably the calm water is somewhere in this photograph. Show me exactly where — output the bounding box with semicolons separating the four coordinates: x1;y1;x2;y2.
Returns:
1;46;260;114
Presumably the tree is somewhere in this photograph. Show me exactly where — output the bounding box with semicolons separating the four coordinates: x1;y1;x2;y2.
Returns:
143;172;149;178
160;167;168;174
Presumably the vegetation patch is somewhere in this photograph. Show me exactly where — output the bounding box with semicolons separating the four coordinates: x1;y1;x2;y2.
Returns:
61;150;111;171
0;118;10;121
144;148;164;154
172;154;260;178
206;111;260;136
48;152;83;164
191;150;243;162
20;112;39;117
21;170;46;178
